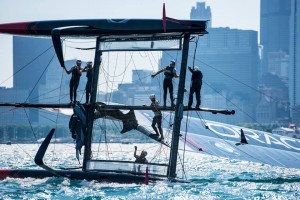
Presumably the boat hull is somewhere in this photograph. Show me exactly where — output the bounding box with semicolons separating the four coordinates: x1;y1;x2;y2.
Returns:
0;169;186;183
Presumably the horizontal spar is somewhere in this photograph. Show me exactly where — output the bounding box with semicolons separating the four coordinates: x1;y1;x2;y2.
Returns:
97;104;235;115
0;103;72;108
0;102;235;115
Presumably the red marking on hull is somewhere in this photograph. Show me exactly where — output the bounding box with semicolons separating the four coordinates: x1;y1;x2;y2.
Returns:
0;169;13;180
0;22;31;35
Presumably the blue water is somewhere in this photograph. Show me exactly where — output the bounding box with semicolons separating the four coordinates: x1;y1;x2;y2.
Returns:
1;143;300;199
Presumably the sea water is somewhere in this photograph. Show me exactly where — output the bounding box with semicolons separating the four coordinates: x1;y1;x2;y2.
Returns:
0;143;300;200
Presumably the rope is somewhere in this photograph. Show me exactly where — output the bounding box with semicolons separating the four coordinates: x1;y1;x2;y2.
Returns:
0;45;53;87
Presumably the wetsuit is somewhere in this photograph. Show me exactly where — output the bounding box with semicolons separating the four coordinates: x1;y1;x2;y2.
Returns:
163;66;177;107
85;67;93;103
188;68;203;108
70;66;81;102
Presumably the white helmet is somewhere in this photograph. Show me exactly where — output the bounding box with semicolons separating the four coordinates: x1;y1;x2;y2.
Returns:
194;66;199;71
149;94;155;99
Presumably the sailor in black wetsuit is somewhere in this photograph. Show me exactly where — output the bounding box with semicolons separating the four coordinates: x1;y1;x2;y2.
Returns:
187;66;203;109
82;61;93;104
134;146;148;163
151;60;179;107
64;60;83;103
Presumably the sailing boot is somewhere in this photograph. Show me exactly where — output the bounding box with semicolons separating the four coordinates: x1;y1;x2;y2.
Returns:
195;101;201;109
171;99;175;108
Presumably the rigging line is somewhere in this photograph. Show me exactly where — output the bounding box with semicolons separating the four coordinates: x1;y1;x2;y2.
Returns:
176;151;188;180
15;143;35;160
27;86;61;102
138;51;148;58
93;120;103;158
64;39;95;44
99;59;129;78
119;51;131;84
148;51;163;101
0;106;18;116
149;144;164;163
100;118;121;160
109;52;119;101
64;44;95;50
189;55;300;115
0;45;53;87
25;54;55;103
55;64;66;125
203;81;261;126
192;35;200;68
194;110;209;129
23;108;39;143
181;108;191;179
105;52;111;102
131;53;152;99
28;107;60;123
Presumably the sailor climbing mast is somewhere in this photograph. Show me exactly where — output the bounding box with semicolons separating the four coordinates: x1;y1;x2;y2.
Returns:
168;33;190;179
83;37;102;170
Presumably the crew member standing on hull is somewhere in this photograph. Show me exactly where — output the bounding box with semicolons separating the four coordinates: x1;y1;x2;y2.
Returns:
82;61;93;104
187;66;203;109
64;60;83;103
151;60;179;107
149;94;164;140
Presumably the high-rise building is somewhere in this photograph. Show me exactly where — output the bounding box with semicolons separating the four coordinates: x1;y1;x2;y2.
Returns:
13;36;55;123
289;0;300;123
13;36;54;89
190;2;212;28
260;0;291;75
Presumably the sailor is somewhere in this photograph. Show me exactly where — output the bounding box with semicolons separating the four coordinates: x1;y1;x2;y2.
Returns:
64;60;83;103
149;94;164;140
134;146;148;163
151;60;179;107
187;66;203;109
69;113;85;163
82;61;93;104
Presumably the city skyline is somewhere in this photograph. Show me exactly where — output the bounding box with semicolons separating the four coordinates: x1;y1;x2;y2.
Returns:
0;0;260;87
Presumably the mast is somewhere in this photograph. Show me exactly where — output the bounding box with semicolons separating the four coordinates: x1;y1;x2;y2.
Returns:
83;37;102;170
168;33;190;179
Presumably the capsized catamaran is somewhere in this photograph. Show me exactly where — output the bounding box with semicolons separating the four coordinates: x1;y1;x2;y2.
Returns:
0;6;299;183
0;7;213;183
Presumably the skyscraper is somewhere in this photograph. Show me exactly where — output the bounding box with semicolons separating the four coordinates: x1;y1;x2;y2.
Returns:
190;2;212;28
13;36;55;123
289;0;300;122
260;0;291;74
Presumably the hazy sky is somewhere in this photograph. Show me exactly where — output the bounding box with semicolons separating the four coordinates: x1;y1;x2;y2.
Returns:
0;0;260;87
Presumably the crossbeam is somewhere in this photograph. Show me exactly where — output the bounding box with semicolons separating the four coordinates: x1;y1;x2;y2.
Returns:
0;102;235;115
